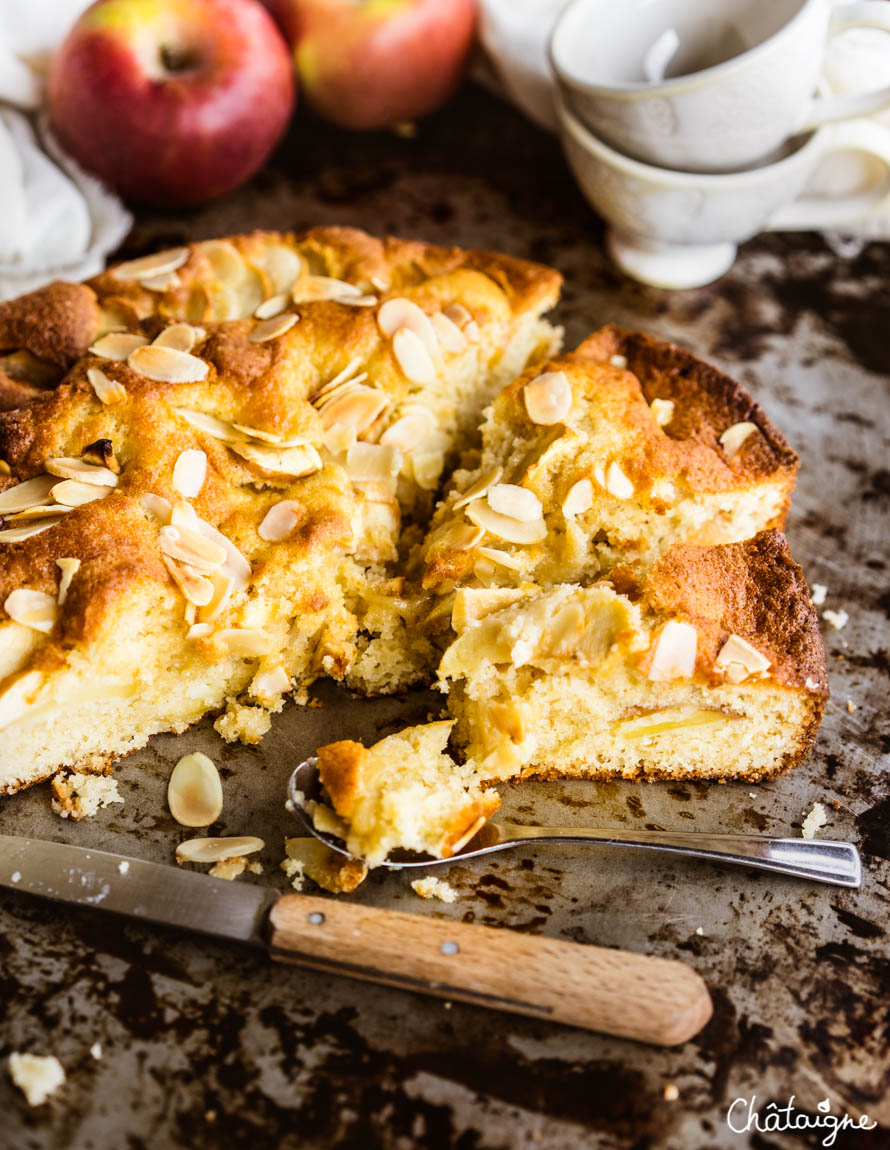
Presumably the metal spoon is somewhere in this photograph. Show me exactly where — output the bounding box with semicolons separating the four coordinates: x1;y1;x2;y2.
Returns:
288;758;863;888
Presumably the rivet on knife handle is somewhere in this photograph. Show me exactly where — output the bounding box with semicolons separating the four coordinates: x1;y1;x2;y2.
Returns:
267;893;713;1045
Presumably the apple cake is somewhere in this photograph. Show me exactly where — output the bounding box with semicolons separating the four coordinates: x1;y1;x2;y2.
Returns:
0;227;561;791
0;228;826;847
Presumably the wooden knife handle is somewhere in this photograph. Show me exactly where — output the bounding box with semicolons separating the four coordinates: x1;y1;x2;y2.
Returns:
268;893;712;1045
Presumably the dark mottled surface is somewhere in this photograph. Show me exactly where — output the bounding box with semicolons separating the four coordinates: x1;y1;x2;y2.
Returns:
1;88;888;1149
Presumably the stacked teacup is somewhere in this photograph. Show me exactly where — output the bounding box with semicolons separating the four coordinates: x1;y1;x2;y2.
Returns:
549;0;890;287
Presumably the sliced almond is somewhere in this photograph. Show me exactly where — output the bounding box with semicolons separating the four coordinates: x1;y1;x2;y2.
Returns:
523;371;571;425
321;425;357;456
0;518;65;542
253;245;302;294
465;500;547;545
392;328;436;384
4;588;57;633
258;500;303;542
719;421;758;462
292;276;369;304
153;323;205;353
176;836;263;864
379;406;435;453
191;519;251;591
487;484;542;523
172;449;207;499
50;480;115;507
254;293;290;320
319;386;388;434
249;313;298;343
562;477;594;518
378;298;438;356
201;240;246;283
411;451;444;490
0;475;57;513
4;504;74;522
476;545;524;571
56;557;80;605
140;271;180;293
610;354;628;369
251;663;290;703
231;423;284;444
463;320;481;343
647;621;698;682
650;398;675;427
128;345;209;384
453;467;503;511
113;247;188;281
175;408;245;443
141;492;172;522
89;333;149;361
215;628;274;658
346;442;402;483
229;441;322;479
81;439;119;474
592;461;632;498
431;311;468;353
158;524;227;573
187;622;213;640
87;367;127;404
436;518;485;553
45;458;119;488
313;356;365;401
167;751;223;827
715;634;771;682
162;555;214;606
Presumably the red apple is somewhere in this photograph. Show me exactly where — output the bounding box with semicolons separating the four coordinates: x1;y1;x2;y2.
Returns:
267;0;476;130
48;0;296;207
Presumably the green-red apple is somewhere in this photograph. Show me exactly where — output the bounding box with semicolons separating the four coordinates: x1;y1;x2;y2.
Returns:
266;0;476;130
49;0;295;207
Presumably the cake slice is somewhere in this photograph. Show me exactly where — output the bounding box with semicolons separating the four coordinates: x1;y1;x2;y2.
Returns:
421;324;798;600
440;531;827;782
311;720;500;868
0;229;561;792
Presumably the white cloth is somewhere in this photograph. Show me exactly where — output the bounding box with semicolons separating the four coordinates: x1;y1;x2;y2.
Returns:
0;1;131;299
477;0;890;241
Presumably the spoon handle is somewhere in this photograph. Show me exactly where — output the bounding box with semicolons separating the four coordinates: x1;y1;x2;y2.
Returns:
495;824;863;887
268;893;712;1044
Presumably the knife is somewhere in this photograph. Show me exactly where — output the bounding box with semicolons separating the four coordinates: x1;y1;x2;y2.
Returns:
0;834;712;1045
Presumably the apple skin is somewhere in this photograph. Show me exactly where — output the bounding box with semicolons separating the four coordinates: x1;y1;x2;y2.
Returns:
268;0;477;130
48;0;295;207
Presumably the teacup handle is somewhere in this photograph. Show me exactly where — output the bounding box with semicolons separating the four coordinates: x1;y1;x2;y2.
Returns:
800;1;890;129
766;118;890;231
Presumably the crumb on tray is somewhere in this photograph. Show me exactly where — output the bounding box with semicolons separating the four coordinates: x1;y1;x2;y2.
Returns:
8;1053;65;1106
51;771;123;820
411;876;459;903
801;802;828;840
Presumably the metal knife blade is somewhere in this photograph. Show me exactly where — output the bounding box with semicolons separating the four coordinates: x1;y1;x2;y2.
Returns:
0;835;278;946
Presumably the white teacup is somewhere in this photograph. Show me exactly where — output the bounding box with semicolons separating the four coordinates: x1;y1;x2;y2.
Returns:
556;93;890;287
550;0;890;172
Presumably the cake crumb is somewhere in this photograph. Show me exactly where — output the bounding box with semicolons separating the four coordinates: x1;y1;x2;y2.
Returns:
663;1083;679;1102
801;802;828;840
281;857;305;891
213;702;272;745
8;1053;65;1106
118;861;130;876
247;860;263;875
51;772;123;820
89;1043;102;1061
810;583;828;606
748;792;757;799
411;876;459;904
694;927;704;936
822;608;848;630
208;856;248;880
846;700;857;713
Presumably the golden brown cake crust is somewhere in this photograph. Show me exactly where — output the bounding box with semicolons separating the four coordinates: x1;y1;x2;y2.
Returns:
640;530;828;692
0;281;101;369
315;740;366;820
579;324;799;489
